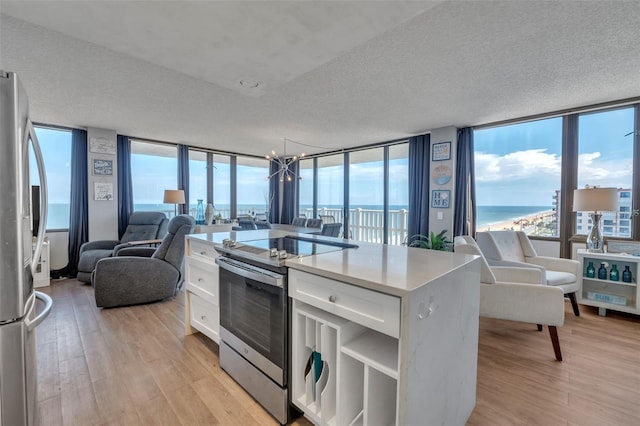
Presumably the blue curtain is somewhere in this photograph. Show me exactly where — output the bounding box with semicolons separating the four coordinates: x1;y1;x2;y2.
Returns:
408;134;430;238
268;160;280;223
51;129;88;278
177;144;190;214
454;128;476;237
117;135;134;238
281;159;299;224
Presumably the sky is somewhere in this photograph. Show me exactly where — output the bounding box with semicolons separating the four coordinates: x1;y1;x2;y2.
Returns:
474;106;634;206
33;105;634;213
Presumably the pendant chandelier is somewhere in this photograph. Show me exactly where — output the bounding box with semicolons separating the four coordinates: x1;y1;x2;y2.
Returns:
266;138;306;182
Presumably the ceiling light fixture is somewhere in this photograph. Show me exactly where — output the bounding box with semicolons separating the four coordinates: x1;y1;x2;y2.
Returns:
266;138;306;182
239;79;260;89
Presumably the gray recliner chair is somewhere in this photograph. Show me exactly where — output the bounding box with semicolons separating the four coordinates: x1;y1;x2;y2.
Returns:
76;211;169;283
92;215;195;308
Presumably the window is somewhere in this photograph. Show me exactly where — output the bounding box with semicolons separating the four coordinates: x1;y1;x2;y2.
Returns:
189;150;207;215
349;148;384;243
30;127;72;230
388;143;409;245
237;157;270;217
130;141;177;216
577;107;634;238
317;154;344;227
474;117;563;237
213;154;231;219
298;159;314;218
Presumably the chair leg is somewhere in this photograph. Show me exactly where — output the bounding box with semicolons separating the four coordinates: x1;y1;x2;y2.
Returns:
567;292;580;316
537;324;542;332
548;326;562;361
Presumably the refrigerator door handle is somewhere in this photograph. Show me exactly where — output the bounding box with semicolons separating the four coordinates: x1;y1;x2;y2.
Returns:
26;291;53;331
26;118;48;276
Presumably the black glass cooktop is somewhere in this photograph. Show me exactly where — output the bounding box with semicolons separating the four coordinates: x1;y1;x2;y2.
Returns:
238;236;355;256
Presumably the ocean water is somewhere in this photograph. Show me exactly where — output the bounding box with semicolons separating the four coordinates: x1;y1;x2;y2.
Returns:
46;203;552;229
476;205;553;227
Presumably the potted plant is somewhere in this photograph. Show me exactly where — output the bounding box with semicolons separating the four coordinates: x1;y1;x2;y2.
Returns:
406;229;453;252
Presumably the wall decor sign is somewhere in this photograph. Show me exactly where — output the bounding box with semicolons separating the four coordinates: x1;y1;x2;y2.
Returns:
432;141;451;161
431;164;452;185
92;158;113;176
89;137;116;155
94;182;113;201
431;190;450;208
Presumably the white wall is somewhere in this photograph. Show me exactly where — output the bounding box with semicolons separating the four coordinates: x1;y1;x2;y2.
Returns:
87;128;119;241
428;126;457;239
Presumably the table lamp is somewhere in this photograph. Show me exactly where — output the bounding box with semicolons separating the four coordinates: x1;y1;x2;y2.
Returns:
163;189;185;217
573;187;618;252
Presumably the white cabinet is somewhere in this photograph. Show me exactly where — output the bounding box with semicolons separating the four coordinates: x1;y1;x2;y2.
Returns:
577;249;640;316
289;266;480;426
185;237;221;343
33;237;50;288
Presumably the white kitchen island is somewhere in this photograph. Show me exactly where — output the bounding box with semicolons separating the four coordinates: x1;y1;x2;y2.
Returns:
185;230;481;426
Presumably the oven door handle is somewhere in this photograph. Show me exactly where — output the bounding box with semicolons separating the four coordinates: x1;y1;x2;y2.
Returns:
216;257;284;288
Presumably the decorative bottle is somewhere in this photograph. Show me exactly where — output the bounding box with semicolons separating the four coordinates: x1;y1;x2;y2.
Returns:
204;203;214;225
195;199;205;225
609;264;619;281
586;261;595;278
597;263;607;280
622;266;632;283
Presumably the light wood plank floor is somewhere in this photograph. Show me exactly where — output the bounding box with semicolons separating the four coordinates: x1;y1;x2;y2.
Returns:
35;279;640;425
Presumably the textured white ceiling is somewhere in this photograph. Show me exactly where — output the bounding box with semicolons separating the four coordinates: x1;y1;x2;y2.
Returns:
1;1;640;157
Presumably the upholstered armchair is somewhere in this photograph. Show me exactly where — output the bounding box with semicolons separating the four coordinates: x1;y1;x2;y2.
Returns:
76;211;169;283
454;236;565;361
92;215;195;308
476;231;581;316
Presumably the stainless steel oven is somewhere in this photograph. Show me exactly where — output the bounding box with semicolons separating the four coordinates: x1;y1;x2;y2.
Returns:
216;256;289;424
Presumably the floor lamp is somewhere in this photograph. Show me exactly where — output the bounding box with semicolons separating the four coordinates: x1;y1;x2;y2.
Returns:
163;189;185;217
573;187;618;252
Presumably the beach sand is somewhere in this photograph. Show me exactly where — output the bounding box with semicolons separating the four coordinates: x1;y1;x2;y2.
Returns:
476;210;556;234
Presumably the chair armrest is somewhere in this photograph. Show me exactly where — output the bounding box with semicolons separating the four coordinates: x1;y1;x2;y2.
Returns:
80;240;120;254
527;256;580;275
115;247;156;257
492;267;544;285
113;239;163;256
480;282;565;326
93;257;179;308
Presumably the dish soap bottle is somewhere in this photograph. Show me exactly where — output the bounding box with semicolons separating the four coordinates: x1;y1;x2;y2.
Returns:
586;261;595;278
598;263;607;280
622;265;632;283
609;264;619;281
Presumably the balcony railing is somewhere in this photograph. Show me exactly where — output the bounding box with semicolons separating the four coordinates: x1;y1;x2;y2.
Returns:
302;207;408;245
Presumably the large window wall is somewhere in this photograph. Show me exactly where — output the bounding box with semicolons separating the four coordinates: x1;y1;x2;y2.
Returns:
237;157;270;217
130;141;178;215
300;142;409;245
474;103;639;248
189;149;207;215
213;154;231;219
30;126;73;230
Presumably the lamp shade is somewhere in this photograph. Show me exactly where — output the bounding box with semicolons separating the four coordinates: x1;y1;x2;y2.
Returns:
573;187;618;212
163;189;185;204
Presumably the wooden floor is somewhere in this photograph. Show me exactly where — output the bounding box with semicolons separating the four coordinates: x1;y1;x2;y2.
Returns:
35;279;640;426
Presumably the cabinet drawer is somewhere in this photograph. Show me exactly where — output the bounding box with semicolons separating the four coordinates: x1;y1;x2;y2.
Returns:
188;239;218;261
189;293;220;343
186;257;218;305
289;269;400;338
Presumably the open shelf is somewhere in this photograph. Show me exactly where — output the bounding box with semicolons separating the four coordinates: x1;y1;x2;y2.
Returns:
341;330;399;379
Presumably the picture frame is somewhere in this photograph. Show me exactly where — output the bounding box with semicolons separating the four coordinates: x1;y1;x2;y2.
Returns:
94;182;113;201
431;189;450;208
432;141;451;161
92;158;113;176
89;137;116;155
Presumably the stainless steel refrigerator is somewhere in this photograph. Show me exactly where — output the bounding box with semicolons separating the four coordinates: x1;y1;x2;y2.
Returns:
1;71;53;426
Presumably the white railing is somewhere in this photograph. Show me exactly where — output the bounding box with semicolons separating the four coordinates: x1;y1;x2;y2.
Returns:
302;207;408;246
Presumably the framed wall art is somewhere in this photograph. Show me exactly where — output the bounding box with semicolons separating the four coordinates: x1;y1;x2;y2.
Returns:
431;189;450;208
432;141;451;161
92;158;113;176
